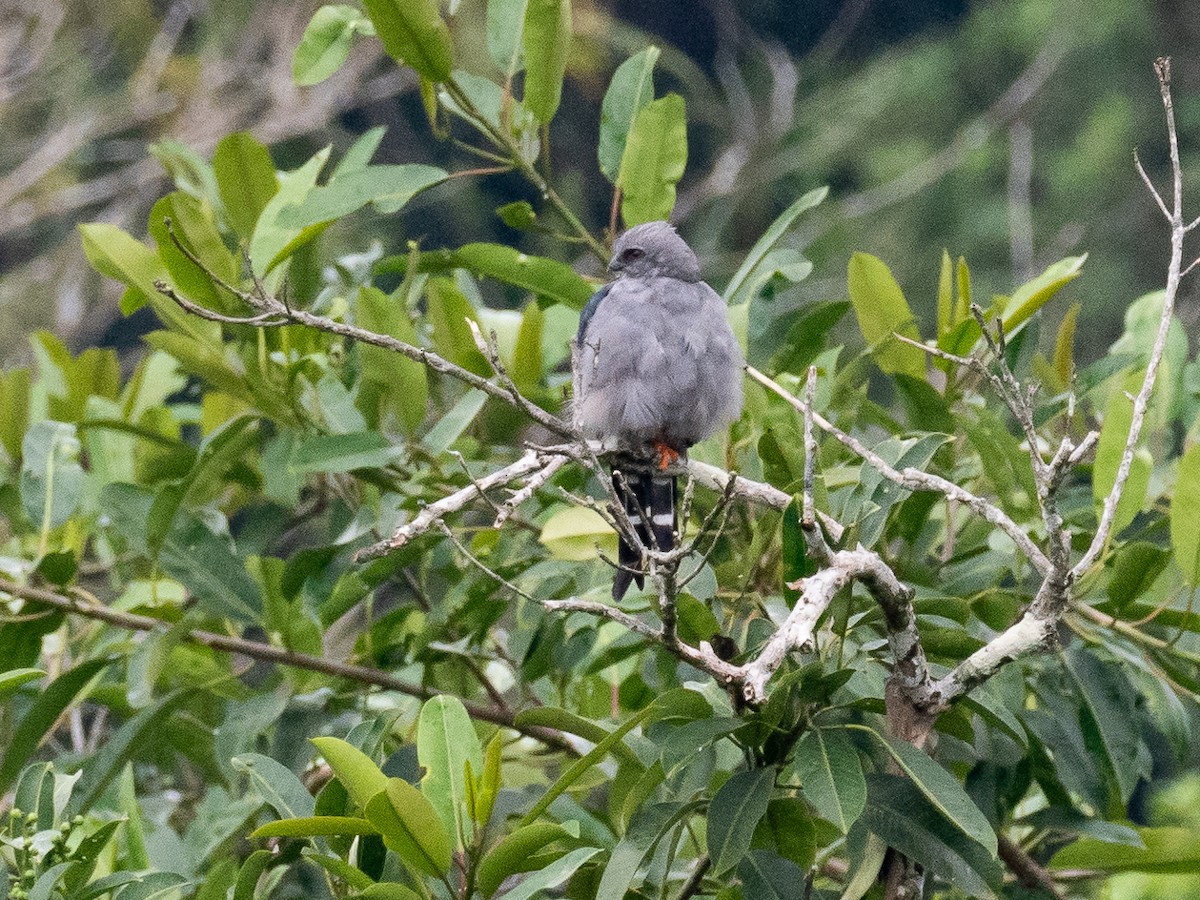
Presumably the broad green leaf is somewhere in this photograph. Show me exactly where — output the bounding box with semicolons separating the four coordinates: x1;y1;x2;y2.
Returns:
723;187;828;303
1050;826;1200;873
364;778;453;876
252;816;379;838
511;300;544;393
20;420;84;530
1064;648;1145;803
478;822;581;897
311;736;388;809
233;850;271;900
487;0;530;72
496;847;603;900
289;432;399;474
29;863;73;900
1171;443;1200;585
418;695;484;849
1107;541;1171;609
0;658;110;793
149;192;238;315
1001;254;1086;334
618;93;687;227
334;126;387;179
864;728;997;854
118;763;150;870
302;850;376;890
379;243;595;309
294;5;374;86
363;0;453;81
279;164;448;228
521;0;571;123
248;146;330;275
357;286;429;432
860;774;1000;898
737;849;807;900
1093;375;1152;534
355;885;422;900
793;729;865;834
0;367;30;460
752;798;816;871
847;252;925;379
232;753;317;820
0;668;45;700
158;515;262;621
539;506;617;560
516;707;643;769
212;132;278;241
598;47;659;182
421;389;488;455
706;768;774;873
426;276;490;375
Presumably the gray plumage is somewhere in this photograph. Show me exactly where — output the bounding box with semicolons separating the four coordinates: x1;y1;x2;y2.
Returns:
571;221;743;599
573;221;743;450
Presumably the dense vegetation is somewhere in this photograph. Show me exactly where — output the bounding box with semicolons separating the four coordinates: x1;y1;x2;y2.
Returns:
2;2;1200;899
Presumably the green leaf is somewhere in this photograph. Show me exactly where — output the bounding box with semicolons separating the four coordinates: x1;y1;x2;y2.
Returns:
149;192;238;315
252;816;380;838
1064;647;1145;803
487;0;531;72
521;0;571;123
618;93;687;227
335;127;387;179
511;300;544;393
233;850;272;900
248;146;330;275
737;849;807;900
1093;375;1152;534
418;695;484;849
0;658;110;793
302;849;376;890
936;249;954;338
1054;302;1081;386
380;243;596;309
597;801;699;900
294;5;374;86
212;132;278;241
421;390;488;455
495;847;603;900
357;286;429;432
860;774;1000;898
515;707;643;769
706;768;775;873
1171;443;1200;585
363;0;452;81
1050;826;1200;873
29;863;73;900
723;187;828;304
793;728;865;834
539;506;617;560
279;164;448;228
363;778;453;876
232;753;317;820
1001;254;1086;335
354;885;423;900
752;797;816;870
310;736;388;809
598;47;659;183
19;420;84;530
0;668;45;700
476;733;503;827
846;252;925;379
158;515;262;621
864;728;997;854
289;432;399;474
478;822;581;897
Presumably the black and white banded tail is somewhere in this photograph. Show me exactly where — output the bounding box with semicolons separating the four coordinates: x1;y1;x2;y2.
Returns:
612;471;676;601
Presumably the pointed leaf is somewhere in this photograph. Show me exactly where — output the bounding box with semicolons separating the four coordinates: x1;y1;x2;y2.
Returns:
724;187;828;303
793;729;865;834
521;0;571;123
1050;826;1200;873
357;286;429;432
418;695;483;849
212;132;278;241
1171;443;1200;586
294;5;373;86
232;753;317;820
478;822;581;897
278;164;447;228
363;778;453;876
311;736;388;809
1001;254;1086;334
847;252;925;379
598;47;659;182
495;847;602;900
706;768;775;873
252;816;379;838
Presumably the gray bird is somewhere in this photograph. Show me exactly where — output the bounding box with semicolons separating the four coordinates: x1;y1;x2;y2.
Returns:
572;221;744;599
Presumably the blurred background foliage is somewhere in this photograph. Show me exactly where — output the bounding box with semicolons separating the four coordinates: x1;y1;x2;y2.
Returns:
3;0;1200;364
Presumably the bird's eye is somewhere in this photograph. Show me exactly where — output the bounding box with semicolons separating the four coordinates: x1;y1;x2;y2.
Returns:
621;247;645;262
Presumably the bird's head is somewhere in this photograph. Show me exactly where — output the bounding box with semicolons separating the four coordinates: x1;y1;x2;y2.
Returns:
609;221;701;282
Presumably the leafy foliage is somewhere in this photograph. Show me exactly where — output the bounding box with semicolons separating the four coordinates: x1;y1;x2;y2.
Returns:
2;4;1200;900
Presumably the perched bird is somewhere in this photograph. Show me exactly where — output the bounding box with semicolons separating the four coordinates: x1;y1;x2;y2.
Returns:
572;221;744;599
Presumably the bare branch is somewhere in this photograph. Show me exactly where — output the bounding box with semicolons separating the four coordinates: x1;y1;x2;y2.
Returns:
494;454;569;527
541;598;663;640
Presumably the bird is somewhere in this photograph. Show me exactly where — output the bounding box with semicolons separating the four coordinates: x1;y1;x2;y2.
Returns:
572;221;744;600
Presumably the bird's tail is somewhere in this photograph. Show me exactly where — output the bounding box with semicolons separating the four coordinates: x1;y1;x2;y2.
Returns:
612;470;676;600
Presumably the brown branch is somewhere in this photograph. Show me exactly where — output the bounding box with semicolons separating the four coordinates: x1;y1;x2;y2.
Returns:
998;834;1064;899
0;578;575;755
